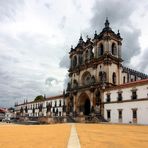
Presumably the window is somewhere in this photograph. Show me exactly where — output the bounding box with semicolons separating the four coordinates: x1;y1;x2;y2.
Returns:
85;50;88;61
134;75;136;81
123;76;126;84
55;101;57;107
99;71;103;82
118;110;122;119
99;71;107;82
111;43;117;55
59;100;62;107
106;94;111;102
90;49;94;59
112;72;116;84
133;110;137;118
107;110;111;120
100;44;104;55
131;90;137;100
73;56;77;67
132;109;137;123
79;55;83;65
98;43;104;56
117;92;122;101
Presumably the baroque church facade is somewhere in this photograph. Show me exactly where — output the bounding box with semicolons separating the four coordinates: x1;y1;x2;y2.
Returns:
66;19;148;124
15;19;148;124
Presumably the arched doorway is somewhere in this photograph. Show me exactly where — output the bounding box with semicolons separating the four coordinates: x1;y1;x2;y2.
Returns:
78;93;91;115
84;99;90;115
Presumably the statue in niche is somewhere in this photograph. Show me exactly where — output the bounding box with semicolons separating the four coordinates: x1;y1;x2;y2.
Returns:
90;50;94;59
91;76;96;84
67;82;71;90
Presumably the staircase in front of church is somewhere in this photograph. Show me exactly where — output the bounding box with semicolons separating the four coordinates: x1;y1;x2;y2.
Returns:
66;113;108;123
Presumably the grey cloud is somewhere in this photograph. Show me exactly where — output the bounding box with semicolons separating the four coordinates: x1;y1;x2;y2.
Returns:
45;77;59;87
136;48;148;73
121;28;141;62
44;3;51;9
88;0;141;63
0;0;24;22
0;32;62;107
59;54;69;68
63;74;69;89
59;0;140;67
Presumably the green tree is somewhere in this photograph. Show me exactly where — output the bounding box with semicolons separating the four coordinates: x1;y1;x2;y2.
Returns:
34;95;44;102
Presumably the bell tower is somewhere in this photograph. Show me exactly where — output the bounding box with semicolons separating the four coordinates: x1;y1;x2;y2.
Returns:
93;18;123;85
66;18;123;117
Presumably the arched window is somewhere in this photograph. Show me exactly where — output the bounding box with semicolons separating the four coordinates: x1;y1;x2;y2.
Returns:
112;72;116;84
70;95;74;112
112;43;117;55
99;71;106;82
99;71;103;82
103;72;107;82
90;49;94;59
134;75;137;81
98;43;104;56
79;55;83;65
73;56;77;67
123;76;126;84
85;50;88;61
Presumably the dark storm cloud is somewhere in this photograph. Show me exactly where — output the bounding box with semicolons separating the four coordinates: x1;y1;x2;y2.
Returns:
89;0;141;63
59;0;141;67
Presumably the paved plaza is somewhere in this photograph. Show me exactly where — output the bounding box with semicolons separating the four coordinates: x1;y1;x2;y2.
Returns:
0;123;148;148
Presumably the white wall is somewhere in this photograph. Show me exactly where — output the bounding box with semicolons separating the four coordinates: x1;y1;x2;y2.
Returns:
104;83;148;124
104;101;148;124
15;97;65;117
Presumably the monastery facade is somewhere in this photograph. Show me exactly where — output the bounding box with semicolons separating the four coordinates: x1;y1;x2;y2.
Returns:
15;19;148;124
66;18;148;124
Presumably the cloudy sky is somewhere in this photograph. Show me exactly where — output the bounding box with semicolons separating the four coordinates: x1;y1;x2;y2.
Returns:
0;0;148;107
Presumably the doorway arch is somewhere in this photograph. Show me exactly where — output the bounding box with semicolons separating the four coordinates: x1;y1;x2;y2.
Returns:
78;93;91;115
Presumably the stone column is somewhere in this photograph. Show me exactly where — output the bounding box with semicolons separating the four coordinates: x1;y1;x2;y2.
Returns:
90;92;94;108
73;95;76;112
76;54;79;66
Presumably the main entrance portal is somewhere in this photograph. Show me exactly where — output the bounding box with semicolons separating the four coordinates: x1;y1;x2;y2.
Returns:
84;99;90;115
78;93;91;115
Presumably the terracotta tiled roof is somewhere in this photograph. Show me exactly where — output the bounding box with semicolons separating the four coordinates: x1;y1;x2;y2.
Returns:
16;94;63;106
106;78;148;91
0;108;6;113
46;94;63;100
